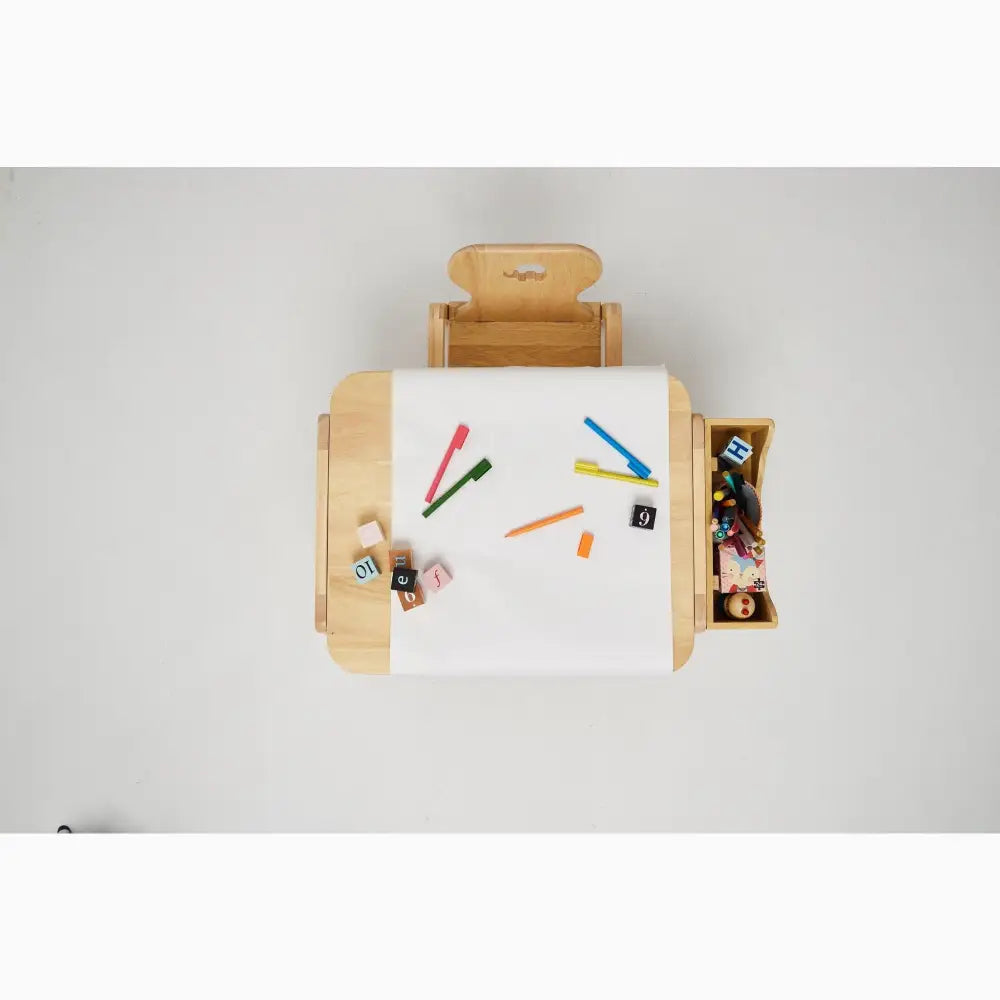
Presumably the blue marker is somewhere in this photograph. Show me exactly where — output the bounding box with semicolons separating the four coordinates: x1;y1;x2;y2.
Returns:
583;417;652;480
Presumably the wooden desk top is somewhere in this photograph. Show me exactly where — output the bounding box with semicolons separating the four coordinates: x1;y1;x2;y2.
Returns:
318;371;694;673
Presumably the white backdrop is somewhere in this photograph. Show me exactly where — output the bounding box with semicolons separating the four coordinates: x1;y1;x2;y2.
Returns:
390;367;671;676
0;169;998;831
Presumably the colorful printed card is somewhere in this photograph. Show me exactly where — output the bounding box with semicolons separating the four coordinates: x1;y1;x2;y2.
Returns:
718;540;767;593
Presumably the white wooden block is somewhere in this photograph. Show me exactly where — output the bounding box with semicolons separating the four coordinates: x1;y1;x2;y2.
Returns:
356;520;384;548
719;435;752;466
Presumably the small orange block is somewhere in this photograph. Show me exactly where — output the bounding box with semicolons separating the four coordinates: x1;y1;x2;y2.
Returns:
577;531;594;559
399;583;425;611
388;548;413;570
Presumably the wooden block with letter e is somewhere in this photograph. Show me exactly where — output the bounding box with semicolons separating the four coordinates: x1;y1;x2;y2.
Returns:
388;548;422;609
391;566;418;592
351;555;379;583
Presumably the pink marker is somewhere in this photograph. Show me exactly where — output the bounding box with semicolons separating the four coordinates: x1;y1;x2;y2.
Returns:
425;424;469;503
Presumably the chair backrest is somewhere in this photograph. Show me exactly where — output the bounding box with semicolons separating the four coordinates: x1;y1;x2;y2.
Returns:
428;243;621;368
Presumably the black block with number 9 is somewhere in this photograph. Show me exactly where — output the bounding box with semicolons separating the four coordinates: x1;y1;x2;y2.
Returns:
391;567;418;592
630;504;656;530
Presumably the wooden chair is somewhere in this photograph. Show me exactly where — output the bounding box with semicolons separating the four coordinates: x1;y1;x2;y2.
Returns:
427;244;622;368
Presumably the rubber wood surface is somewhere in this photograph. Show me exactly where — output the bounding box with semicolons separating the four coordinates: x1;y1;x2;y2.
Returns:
322;371;695;673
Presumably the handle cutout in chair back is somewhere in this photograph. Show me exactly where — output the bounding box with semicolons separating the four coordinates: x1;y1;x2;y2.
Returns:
503;263;547;280
449;243;601;322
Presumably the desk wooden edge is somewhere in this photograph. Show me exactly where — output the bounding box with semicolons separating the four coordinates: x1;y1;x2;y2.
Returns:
320;371;695;674
315;414;329;633
325;372;392;674
669;377;694;670
691;413;707;633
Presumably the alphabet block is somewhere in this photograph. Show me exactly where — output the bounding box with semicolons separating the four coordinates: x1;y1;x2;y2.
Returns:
719;435;752;467
399;583;425;612
422;563;452;593
391;567;418;592
629;504;656;530
351;556;379;584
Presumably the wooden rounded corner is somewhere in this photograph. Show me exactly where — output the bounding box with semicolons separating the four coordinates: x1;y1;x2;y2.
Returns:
667;373;691;412
325;635;390;675
328;371;383;413
324;635;350;672
673;636;694;671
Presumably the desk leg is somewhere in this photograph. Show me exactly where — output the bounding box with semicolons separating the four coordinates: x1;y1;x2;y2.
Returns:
692;413;707;632
315;413;330;632
428;303;447;367
602;303;622;366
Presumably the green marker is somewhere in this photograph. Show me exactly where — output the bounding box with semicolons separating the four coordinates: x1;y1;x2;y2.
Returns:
421;458;492;518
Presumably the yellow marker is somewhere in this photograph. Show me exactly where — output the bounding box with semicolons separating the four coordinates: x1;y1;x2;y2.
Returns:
573;461;659;488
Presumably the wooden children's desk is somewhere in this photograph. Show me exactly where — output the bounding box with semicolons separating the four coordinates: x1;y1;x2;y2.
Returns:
315;244;777;673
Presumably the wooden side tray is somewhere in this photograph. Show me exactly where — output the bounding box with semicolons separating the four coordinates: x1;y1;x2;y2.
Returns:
692;416;778;631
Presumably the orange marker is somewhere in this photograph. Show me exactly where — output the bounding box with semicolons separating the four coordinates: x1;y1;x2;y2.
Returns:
505;505;584;538
576;531;594;558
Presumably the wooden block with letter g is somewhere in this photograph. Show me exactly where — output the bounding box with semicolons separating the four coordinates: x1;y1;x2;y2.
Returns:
398;583;425;611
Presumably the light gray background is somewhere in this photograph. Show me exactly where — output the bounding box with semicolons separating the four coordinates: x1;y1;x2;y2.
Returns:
1;169;997;832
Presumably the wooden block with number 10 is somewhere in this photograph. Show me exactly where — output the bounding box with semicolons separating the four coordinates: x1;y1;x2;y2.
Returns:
351;555;379;583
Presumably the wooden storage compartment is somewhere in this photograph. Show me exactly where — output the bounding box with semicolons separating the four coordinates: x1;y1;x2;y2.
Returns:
703;418;778;630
